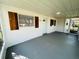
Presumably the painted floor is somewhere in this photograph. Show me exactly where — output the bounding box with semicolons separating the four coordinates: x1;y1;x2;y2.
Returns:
6;32;79;59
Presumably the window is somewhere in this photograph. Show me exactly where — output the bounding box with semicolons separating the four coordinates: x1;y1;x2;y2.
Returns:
19;14;34;27
50;19;56;26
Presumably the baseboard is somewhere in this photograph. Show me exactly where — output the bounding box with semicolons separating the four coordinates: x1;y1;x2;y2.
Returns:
55;31;64;33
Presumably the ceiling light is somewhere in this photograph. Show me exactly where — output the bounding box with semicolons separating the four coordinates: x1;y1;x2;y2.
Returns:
56;12;61;15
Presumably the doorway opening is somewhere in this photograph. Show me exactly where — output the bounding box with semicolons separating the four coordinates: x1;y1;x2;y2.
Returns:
64;18;79;34
70;18;79;33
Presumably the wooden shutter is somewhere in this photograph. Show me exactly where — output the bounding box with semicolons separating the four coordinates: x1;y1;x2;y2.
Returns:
54;20;56;26
8;11;19;30
35;16;39;28
50;20;53;26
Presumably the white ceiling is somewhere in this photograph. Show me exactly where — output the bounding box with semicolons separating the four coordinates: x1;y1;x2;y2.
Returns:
0;0;79;18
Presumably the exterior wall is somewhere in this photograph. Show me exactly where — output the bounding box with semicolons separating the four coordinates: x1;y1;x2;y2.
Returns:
1;5;56;48
56;18;65;32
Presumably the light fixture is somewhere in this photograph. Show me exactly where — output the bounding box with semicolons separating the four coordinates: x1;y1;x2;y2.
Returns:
56;12;61;15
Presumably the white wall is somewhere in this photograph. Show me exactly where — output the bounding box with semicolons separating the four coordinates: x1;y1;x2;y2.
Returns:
1;4;57;48
41;17;56;34
47;18;57;33
56;18;65;32
0;6;7;59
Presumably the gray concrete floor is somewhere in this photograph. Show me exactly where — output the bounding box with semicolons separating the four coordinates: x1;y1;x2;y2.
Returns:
6;32;79;59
